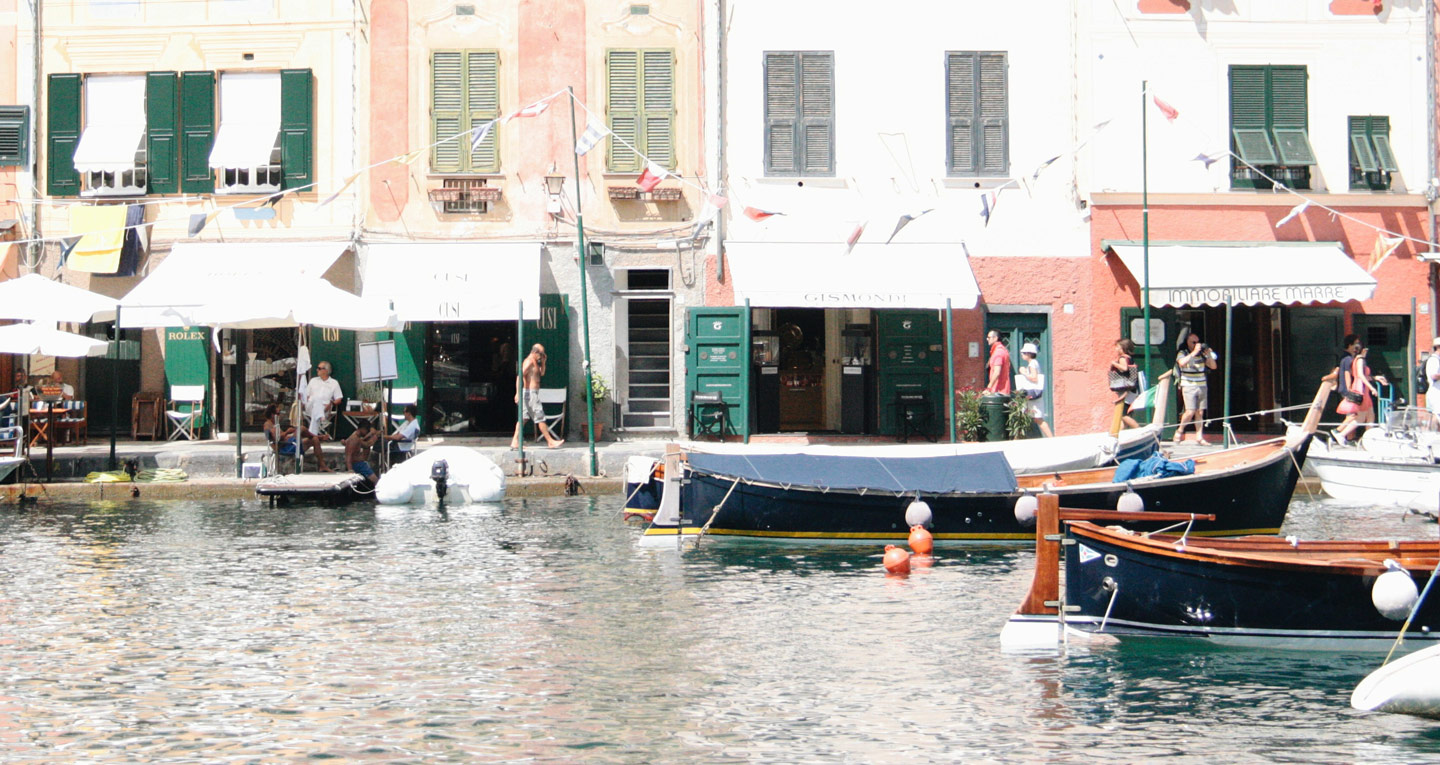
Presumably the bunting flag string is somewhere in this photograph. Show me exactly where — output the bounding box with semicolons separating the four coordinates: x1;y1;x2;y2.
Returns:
743;206;782;222
846;221;866;253
470;120;496;154
318;172;363;209
885;209;934;244
1275;200;1310;229
1152;95;1180;122
1191;152;1221;170
1369;233;1404;273
636;162;669;192
574;118;609;156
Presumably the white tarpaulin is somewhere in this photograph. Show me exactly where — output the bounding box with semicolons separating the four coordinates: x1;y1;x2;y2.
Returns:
195;281;399;331
208;72;281;169
0;274;117;323
361;242;543;321
71;75;146;174
724;242;981;309
119;241;349;328
1106;241;1378;308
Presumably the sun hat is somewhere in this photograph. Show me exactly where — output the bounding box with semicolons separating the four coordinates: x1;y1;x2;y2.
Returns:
1021;342;1039;355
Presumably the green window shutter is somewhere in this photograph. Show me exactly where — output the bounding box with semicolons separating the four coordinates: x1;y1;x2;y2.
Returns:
641;49;675;169
1350;116;1378;172
466;50;500;173
977;52;1007;176
0;106;29;166
431;50;464;173
47;73;82;196
1229;66;1268;130
145;71;180;194
279;68;313;189
1233;128;1278;164
1370;116;1398;172
179;71;215;194
764;52;799;175
1268;66;1313;166
607;50;641;172
947;52;976;175
798;52;833;175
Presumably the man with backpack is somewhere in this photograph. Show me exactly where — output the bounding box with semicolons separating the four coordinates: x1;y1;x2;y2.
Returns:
1425;338;1440;419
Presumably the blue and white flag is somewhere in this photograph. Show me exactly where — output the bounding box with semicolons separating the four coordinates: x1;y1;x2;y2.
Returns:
574;118;609;156
470;120;495;154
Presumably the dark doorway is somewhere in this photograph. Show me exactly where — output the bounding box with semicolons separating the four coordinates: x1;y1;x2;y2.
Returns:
83;322;142;436
427;321;518;435
775;308;826;432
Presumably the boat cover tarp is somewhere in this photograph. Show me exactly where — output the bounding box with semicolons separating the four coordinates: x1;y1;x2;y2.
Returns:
685;451;1018;494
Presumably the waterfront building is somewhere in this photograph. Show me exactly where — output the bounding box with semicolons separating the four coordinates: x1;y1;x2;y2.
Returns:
361;0;709;439
1084;0;1436;433
1;0;29;387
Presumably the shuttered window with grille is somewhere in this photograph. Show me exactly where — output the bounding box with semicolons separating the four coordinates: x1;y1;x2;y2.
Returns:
1229;65;1314;190
947;51;1007;177
0;106;28;167
1348;115;1398;191
430;50;500;174
607;49;676;173
763;51;833;176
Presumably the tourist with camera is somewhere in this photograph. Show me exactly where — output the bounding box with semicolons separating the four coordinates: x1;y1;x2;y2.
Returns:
1174;332;1218;445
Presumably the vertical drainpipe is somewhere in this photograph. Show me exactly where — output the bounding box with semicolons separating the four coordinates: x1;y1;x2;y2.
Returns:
29;0;41;275
1429;0;1438;341
714;0;727;279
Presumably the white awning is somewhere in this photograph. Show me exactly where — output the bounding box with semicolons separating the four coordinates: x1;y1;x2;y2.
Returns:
1105;241;1378;308
724;242;981;309
119;241;350;328
71;75;145;174
208;72;281;169
361;242;543;321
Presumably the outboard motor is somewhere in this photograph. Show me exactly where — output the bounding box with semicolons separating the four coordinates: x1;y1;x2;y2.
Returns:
430;459;450;504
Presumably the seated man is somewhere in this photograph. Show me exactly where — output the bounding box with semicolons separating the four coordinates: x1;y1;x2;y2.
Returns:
262;403;318;467
344;420;380;486
383;404;421;462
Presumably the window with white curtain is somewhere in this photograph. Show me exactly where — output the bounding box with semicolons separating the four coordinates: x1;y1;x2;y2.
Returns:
208;72;282;194
72;75;147;197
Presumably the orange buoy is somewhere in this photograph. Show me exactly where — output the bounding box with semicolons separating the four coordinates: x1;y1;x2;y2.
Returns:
882;544;911;575
908;525;934;555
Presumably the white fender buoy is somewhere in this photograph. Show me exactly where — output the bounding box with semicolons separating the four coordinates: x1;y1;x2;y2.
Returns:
1373;562;1419;621
1014;494;1039;526
905;500;933;528
1117;490;1145;513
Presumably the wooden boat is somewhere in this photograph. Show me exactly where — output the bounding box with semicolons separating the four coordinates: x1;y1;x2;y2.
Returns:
0;456;22;484
640;379;1331;545
1306;408;1440;505
1001;493;1440;651
1353;642;1440;719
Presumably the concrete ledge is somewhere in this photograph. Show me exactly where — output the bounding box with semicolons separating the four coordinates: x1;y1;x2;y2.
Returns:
1;476;623;504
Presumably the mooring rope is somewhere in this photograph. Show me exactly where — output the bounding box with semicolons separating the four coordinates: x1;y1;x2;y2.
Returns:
1383;557;1440;667
693;476;743;548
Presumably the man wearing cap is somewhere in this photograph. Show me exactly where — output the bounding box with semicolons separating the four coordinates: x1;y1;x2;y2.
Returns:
1426;338;1440;420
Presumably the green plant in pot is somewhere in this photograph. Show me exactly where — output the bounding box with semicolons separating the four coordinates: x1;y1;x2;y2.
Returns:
955;389;985;442
582;374;609;439
1005;392;1036;440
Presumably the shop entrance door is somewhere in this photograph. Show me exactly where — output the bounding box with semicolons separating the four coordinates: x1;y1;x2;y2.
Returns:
1353;314;1411;402
774;308;826;432
985;313;1050;431
427;321;518;435
876;310;944;437
1285;308;1344;409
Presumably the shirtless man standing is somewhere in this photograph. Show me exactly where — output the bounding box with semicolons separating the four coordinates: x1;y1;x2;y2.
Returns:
510;343;564;449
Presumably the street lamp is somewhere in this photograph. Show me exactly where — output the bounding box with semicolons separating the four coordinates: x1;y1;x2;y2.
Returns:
543;170;566;216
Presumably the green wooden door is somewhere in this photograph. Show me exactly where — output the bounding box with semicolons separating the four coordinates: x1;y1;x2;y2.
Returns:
685;307;747;437
876;310;945;437
1119;307;1178;427
986;313;1049;434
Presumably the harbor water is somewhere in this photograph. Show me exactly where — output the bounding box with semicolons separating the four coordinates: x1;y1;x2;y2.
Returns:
2;495;1439;762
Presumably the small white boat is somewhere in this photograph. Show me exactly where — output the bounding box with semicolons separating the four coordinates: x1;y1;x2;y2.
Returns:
375;446;506;505
1353;642;1440;719
1306;409;1440;505
0;456;22;484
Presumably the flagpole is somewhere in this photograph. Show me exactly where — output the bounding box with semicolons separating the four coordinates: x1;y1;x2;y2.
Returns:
946;298;956;443
568;86;598;477
1141;80;1153;399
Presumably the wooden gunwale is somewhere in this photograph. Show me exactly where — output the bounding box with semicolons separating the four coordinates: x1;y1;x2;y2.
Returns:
1014;438;1286;491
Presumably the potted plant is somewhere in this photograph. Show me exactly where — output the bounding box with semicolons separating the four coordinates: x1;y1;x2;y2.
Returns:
955;389;985;442
581;373;609;440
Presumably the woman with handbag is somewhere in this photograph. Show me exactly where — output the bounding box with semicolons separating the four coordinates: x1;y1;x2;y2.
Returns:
1108;339;1142;430
1335;335;1386;445
1015;342;1054;437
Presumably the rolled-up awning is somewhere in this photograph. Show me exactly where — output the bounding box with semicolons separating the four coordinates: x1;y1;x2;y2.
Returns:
71;75;146;174
119;241;349;328
361;242;543;321
208;72;280;169
1104;241;1378;307
724;242;981;309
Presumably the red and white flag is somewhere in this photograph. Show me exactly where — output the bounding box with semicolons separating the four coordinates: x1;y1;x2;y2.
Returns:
708;193;728;209
507;97;552;122
846;221;866;253
636;162;668;192
1152;95;1179;122
743;206;781;221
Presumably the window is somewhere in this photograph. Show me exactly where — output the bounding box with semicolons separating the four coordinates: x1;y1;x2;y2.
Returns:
1230;65;1315;190
73;75;148;197
763;51;833;176
89;0;139;18
0;107;28;166
1349;116;1399;191
208;69;312;195
431;50;500;174
947;52;1008;177
438;177;490;214
607;49;675;173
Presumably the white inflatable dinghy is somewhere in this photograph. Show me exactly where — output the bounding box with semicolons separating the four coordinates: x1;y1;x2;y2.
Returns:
375;446;506;505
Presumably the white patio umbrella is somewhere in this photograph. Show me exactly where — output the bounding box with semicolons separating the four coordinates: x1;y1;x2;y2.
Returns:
0;322;109;357
0;274;116;323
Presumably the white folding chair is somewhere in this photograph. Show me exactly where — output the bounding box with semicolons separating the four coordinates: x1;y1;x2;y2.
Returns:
537;387;567;440
0;393;21;457
166;385;206;441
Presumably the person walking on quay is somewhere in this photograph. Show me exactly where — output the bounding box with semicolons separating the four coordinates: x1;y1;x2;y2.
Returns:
1016;342;1053;437
984;330;1012;395
1335;335;1386;445
303;360;343;471
510;343;564;449
1174;332;1218;445
1426;337;1440;421
1108;339;1141;430
344;420;380;486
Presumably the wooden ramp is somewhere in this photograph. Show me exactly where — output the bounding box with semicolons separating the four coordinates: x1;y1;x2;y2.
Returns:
255;473;366;505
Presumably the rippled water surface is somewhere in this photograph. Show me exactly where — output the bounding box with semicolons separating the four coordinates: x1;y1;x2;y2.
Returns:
2;494;1439;762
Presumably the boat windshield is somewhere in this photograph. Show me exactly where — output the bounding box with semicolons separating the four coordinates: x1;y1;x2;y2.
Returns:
1384;407;1440;432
